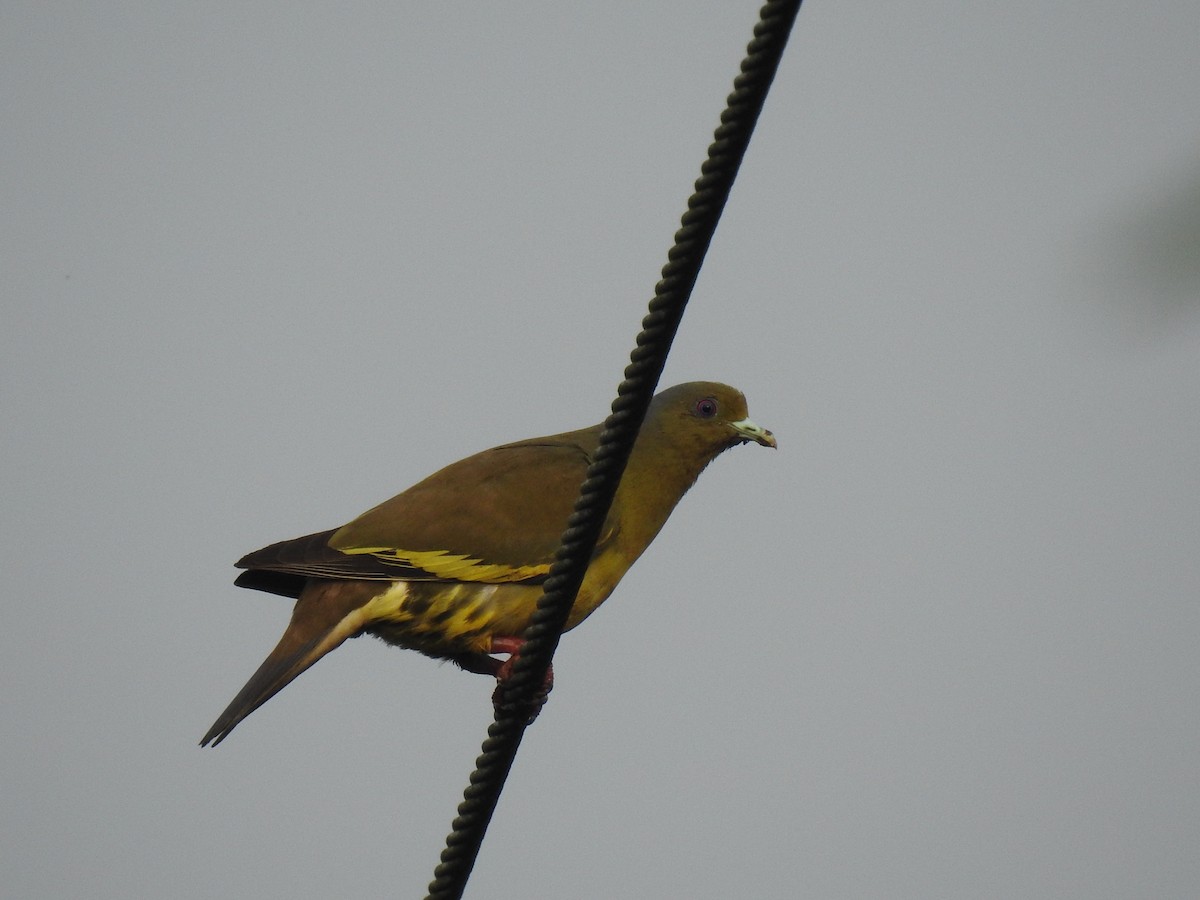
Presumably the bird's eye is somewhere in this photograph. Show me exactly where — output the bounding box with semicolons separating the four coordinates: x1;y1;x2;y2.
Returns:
694;397;719;419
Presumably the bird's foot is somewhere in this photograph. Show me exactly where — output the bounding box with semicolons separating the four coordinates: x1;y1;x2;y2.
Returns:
489;636;554;724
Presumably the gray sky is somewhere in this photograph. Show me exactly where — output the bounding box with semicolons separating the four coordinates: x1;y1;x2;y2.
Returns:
4;1;1199;897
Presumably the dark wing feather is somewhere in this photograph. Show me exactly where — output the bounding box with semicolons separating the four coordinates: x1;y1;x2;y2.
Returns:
234;529;443;600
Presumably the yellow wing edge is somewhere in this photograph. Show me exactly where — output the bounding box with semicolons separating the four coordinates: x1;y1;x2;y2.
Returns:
342;546;551;583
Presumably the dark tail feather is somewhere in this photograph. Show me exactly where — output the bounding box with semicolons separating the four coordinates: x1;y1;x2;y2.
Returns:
200;580;377;747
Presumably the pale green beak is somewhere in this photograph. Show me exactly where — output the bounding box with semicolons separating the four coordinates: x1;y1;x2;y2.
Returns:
730;417;777;448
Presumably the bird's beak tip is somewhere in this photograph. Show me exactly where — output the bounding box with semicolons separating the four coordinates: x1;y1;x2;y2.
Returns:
731;418;777;449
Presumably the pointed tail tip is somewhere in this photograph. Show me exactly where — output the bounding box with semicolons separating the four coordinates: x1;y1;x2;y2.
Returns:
199;721;231;748
200;708;249;748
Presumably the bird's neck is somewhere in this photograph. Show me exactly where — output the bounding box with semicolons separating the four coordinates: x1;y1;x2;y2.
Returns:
613;433;724;553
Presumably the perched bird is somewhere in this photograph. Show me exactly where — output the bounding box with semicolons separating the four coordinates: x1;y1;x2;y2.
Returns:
201;382;774;746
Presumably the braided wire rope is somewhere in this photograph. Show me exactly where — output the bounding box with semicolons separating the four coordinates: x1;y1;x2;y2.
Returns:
425;2;803;896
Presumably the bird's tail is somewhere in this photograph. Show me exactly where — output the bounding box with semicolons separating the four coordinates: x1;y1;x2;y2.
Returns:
200;579;378;747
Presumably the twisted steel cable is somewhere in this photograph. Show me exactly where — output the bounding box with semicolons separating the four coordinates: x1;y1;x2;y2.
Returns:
425;3;803;897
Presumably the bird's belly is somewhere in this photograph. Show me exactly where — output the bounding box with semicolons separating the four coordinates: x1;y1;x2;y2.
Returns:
357;562;627;658
360;580;547;657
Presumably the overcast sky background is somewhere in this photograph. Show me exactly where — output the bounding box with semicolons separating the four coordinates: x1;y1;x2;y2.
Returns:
4;2;1199;898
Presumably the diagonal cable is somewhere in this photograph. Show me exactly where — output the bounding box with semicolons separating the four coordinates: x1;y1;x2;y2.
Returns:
425;3;803;897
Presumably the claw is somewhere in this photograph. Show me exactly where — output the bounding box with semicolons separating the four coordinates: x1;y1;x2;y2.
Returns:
489;636;554;723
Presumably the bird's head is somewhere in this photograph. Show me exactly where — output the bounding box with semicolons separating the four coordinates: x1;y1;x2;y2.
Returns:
641;381;776;462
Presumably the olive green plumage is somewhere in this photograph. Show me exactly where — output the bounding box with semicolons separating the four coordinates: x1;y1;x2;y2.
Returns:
201;382;774;746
